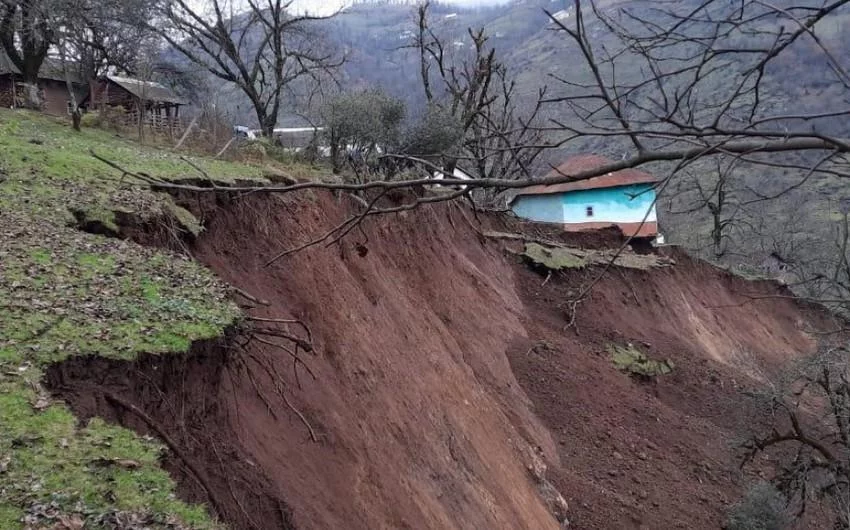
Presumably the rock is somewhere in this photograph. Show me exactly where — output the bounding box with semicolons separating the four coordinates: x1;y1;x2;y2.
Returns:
539;479;570;525
527;451;547;484
613;451;624;460
637;452;648;461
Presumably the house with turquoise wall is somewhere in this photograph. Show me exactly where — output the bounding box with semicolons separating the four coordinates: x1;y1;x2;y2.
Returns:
510;155;661;238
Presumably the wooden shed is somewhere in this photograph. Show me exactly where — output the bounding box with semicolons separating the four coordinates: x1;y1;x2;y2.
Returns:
84;75;188;130
0;51;87;116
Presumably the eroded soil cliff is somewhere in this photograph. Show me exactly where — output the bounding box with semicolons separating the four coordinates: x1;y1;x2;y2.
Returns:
47;192;837;529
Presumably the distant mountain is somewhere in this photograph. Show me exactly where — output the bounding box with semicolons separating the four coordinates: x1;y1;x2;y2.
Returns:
327;0;558;110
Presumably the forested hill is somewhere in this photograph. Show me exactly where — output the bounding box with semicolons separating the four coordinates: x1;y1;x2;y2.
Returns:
329;0;850;138
326;0;556;107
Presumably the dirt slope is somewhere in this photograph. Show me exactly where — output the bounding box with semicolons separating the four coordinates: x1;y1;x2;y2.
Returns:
47;192;837;529
508;248;834;528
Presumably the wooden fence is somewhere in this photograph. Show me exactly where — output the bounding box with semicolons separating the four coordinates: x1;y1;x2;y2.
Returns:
120;110;184;135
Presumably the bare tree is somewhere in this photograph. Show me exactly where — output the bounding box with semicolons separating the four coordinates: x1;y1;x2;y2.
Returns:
406;1;548;188
56;32;80;131
538;1;850;167
68;0;159;80
157;0;343;137
666;157;750;258
743;345;850;528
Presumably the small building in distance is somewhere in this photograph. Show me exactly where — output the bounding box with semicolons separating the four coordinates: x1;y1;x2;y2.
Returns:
510;154;661;238
83;76;188;130
0;52;87;116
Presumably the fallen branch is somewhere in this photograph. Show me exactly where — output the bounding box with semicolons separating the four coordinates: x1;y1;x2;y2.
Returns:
264;189;388;266
264;214;361;266
563;297;584;334
264;188;465;266
181;156;222;189
215;137;237;159
92;137;850;197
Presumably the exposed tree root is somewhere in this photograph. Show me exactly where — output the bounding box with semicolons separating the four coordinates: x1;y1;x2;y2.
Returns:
103;392;227;519
231;287;271;306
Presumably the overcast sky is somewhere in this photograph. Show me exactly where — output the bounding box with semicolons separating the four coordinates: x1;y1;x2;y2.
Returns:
291;0;512;15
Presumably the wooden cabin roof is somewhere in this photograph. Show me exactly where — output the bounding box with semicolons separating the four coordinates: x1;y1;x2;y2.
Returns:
105;75;188;106
0;51;85;85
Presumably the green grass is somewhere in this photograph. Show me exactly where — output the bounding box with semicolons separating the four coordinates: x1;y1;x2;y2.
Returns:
0;109;257;528
522;242;589;269
521;242;672;271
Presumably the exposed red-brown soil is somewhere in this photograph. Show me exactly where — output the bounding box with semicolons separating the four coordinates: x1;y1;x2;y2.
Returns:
47;191;840;530
507;248;837;529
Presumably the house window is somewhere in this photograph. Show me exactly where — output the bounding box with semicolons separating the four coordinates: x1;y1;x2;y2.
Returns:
586;206;594;217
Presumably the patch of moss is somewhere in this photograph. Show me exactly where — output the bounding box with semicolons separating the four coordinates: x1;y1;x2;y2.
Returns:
523;242;587;270
521;241;672;272
609;343;674;378
166;200;203;237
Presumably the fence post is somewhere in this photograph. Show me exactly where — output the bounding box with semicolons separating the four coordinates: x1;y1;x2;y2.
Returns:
174;114;201;150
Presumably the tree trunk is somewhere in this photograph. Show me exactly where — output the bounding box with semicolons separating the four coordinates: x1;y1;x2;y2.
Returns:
19;76;42;110
330;130;341;174
712;213;724;258
137;101;146;144
252;100;275;139
261;117;276;139
17;52;47;109
71;109;82;131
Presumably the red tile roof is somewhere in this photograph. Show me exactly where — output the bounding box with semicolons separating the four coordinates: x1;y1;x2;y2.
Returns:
516;155;661;197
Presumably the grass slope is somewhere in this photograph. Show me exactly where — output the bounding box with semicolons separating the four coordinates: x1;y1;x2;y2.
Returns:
0;110;261;528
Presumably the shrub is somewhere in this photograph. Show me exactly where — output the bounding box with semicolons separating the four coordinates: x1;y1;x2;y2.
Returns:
321;89;406;173
725;482;789;530
79;111;100;129
79;106;128;131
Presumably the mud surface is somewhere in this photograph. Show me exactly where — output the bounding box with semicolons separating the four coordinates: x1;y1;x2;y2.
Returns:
46;336;294;530
47;192;840;529
508;248;834;528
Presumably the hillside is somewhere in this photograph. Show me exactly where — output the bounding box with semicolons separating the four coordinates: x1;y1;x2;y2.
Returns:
325;0;850;282
0;110;263;528
0;109;844;528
